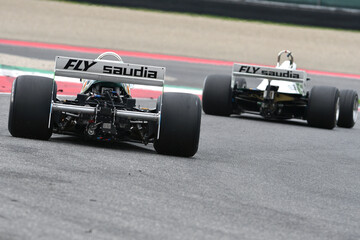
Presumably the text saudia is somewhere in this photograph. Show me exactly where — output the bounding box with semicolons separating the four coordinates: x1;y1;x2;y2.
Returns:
238;65;300;79
63;59;158;78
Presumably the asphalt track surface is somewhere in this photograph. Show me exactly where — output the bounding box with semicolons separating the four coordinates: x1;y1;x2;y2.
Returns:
0;45;360;239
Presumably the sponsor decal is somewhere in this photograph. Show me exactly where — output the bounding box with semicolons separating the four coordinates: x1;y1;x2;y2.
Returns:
64;59;97;71
103;66;158;79
261;70;300;79
239;66;261;74
63;59;158;79
238;65;300;79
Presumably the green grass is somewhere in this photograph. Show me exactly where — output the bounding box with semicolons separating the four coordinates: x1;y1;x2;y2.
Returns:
50;0;360;33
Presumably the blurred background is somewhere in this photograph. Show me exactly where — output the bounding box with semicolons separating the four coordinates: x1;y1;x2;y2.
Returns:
63;0;360;30
0;0;359;75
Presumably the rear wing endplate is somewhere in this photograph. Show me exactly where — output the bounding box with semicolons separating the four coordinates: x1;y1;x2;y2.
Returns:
232;63;307;83
55;56;165;87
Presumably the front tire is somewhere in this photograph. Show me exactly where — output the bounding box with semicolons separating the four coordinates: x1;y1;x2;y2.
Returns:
202;74;233;116
307;86;339;129
337;89;358;128
154;93;201;157
8;75;56;140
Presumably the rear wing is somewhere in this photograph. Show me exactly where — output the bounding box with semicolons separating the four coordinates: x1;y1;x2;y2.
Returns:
55;56;165;87
232;63;307;83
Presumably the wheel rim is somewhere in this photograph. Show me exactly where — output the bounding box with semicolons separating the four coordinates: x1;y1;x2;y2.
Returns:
335;97;340;122
353;96;359;123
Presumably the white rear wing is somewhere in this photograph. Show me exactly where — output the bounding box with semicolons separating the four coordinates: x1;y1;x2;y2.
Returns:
232;63;307;83
55;56;165;87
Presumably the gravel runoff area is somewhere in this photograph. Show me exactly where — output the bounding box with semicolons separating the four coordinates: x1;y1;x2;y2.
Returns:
0;0;359;75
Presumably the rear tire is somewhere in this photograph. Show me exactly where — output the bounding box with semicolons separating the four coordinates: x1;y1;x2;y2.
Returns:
337;89;358;128
307;86;339;129
154;93;201;157
202;74;232;116
8;75;56;140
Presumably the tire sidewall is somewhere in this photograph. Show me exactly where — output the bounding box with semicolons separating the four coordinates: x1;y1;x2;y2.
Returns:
202;74;232;116
307;86;339;129
154;92;201;157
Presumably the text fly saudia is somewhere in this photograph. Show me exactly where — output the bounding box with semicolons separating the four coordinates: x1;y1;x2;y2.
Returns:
237;65;300;79
63;59;158;79
103;66;158;79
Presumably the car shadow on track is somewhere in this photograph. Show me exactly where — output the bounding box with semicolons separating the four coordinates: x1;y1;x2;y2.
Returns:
50;134;157;154
230;114;310;128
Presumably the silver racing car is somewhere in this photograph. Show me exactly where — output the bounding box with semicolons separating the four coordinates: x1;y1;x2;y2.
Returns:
8;52;201;157
202;50;358;129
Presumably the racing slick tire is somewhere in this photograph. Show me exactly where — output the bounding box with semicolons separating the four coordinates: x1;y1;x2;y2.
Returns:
202;74;232;116
154;92;201;157
307;86;339;129
8;75;56;140
337;89;358;128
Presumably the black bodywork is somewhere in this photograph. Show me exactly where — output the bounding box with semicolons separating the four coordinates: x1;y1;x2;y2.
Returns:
52;82;157;144
232;86;308;120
